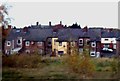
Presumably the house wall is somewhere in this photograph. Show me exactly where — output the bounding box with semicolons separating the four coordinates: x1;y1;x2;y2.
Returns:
116;41;120;56
24;41;44;54
78;37;90;54
4;40;12;54
56;41;68;55
101;38;116;50
52;38;58;52
46;37;52;55
101;38;116;44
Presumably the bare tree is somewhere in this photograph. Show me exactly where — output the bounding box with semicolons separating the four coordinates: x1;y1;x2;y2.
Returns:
0;3;12;28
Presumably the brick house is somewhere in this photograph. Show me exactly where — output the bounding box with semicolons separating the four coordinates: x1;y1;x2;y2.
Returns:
4;22;120;57
116;37;120;56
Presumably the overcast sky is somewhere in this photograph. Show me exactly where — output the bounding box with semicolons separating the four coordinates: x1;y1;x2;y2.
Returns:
7;2;118;28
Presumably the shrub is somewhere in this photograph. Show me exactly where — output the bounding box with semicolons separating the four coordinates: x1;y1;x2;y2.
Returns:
65;47;95;78
2;53;42;68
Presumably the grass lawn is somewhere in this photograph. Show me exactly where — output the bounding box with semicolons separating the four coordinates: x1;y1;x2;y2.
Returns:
2;55;119;80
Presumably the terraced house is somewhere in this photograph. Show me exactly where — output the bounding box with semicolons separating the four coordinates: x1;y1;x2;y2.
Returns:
4;21;120;57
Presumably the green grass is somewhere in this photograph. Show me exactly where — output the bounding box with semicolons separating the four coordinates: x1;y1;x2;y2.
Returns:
2;54;119;80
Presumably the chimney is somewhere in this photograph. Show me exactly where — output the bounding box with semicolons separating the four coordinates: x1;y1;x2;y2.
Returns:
49;21;51;26
83;26;88;32
36;22;39;26
60;21;62;25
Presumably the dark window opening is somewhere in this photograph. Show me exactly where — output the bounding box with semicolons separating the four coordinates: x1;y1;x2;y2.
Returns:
58;51;64;55
59;42;62;46
17;40;21;44
105;39;108;41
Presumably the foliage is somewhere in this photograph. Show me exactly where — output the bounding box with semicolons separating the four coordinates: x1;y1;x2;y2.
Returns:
65;46;95;78
0;3;12;28
2;53;42;68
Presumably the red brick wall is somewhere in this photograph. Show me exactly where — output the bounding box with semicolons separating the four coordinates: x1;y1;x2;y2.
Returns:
116;41;120;56
24;41;44;54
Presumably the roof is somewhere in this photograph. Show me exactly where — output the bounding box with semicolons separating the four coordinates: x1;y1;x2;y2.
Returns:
7;26;119;42
6;27;53;41
101;29;118;38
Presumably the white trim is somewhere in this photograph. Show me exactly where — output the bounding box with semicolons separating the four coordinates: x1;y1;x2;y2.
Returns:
17;37;22;45
79;39;83;46
25;41;30;46
91;42;96;47
25;50;30;53
90;51;96;56
7;41;11;46
37;42;42;46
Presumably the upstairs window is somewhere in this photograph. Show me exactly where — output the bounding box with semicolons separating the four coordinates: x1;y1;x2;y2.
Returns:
91;42;96;47
105;39;109;41
37;42;42;46
7;41;11;46
79;39;83;46
26;41;30;46
59;42;62;46
17;37;22;45
86;39;90;45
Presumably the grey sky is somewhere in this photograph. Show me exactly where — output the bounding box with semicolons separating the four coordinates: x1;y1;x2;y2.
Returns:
9;2;118;28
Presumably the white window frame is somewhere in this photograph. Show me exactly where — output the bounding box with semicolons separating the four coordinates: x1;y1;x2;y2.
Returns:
25;50;30;53
26;41;30;46
90;51;96;56
79;39;83;46
31;41;34;44
17;37;22;45
104;38;109;41
7;41;11;46
91;42;96;47
37;42;42;46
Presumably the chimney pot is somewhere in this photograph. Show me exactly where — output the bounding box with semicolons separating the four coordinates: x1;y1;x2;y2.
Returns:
49;21;51;26
60;21;62;25
36;22;39;26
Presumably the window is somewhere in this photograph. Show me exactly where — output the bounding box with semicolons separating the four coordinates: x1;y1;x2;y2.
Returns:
90;51;96;56
37;42;42;46
59;42;62;46
17;38;22;45
16;29;20;32
79;48;83;53
71;42;75;46
58;51;64;55
86;39;90;45
54;40;57;45
7;41;11;46
79;39;83;46
48;42;51;45
91;42;96;47
104;44;109;48
31;41;34;44
105;39;109;41
25;50;30;53
26;41;30;46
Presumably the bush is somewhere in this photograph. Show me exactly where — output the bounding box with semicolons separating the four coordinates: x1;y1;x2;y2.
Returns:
65;47;95;78
2;53;42;68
